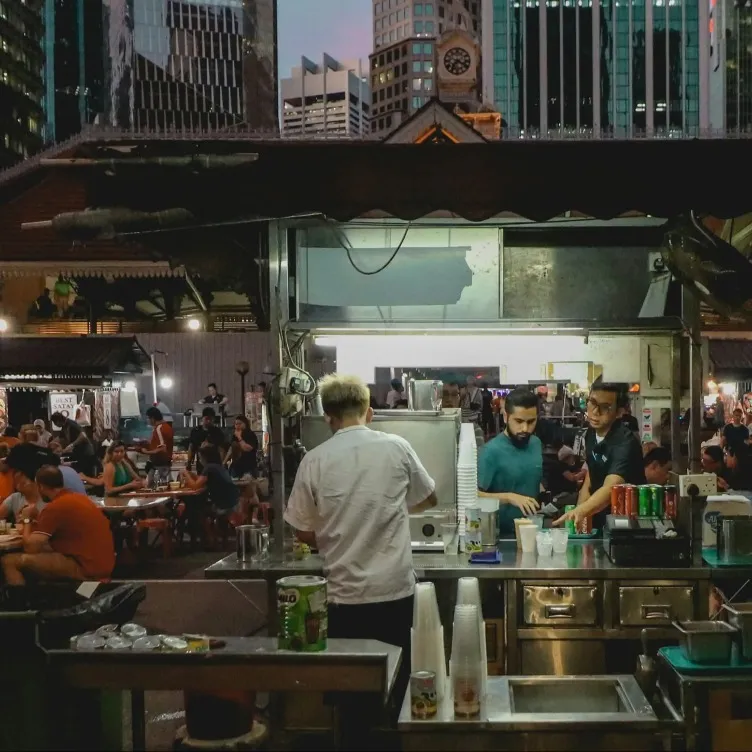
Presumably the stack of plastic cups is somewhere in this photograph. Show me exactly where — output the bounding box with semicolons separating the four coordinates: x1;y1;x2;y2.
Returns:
457;425;479;540
450;604;483;718
411;582;447;700
456;577;487;699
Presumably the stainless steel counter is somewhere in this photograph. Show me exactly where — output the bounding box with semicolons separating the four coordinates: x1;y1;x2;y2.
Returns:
205;540;717;581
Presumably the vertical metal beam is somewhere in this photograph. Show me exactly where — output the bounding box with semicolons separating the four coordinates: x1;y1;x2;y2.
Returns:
268;221;288;561
681;0;686;133
539;0;547;136
575;0;580;131
628;0;633;138
44;0;55;143
592;0;601;136
698;0;711;133
683;286;703;474
522;2;528;133
670;333;683;473
646;0;654;135
559;0;564;136
77;0;86;128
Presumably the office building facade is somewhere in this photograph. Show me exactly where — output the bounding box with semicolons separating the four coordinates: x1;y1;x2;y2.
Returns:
0;0;44;166
708;0;752;134
44;0;106;144
371;0;482;134
483;0;710;139
281;55;369;137
104;0;277;132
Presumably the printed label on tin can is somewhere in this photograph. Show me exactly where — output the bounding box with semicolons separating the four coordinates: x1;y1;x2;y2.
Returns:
410;671;438;718
277;575;328;652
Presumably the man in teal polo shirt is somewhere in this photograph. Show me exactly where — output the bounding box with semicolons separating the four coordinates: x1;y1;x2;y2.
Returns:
478;388;542;536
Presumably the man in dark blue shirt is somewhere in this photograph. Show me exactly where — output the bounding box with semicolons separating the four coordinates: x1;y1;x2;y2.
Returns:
555;380;645;532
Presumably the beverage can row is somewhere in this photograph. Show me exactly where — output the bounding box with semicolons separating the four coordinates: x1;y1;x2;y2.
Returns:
610;484;677;519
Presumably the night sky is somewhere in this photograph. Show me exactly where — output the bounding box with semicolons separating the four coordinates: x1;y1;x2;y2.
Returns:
277;0;372;78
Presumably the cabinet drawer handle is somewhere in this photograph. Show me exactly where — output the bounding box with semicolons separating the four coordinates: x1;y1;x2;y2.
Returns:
545;604;575;618
641;605;671;620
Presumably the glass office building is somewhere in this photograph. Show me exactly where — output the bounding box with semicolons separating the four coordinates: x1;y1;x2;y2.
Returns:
104;0;277;132
486;0;701;138
0;0;44;166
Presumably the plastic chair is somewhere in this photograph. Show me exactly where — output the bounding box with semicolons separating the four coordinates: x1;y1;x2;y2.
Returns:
132;517;173;558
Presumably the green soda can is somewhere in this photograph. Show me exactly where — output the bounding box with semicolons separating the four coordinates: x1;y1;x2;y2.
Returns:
650;485;664;518
638;486;652;517
564;504;577;534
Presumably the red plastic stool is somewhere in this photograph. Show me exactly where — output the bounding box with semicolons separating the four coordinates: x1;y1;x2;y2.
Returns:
133;517;173;558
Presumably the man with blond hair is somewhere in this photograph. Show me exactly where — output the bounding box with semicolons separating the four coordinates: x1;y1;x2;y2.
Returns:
285;373;437;712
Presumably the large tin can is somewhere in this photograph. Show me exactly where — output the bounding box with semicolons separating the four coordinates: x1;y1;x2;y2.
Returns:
564;505;577;534
638;486;652;517
277;575;328;652
464;506;482;553
610;485;625;516
650;485;665;518
624;485;638;517
410;671;438;718
664;485;678;520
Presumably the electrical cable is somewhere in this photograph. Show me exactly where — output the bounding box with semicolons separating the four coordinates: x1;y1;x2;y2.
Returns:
329;220;411;276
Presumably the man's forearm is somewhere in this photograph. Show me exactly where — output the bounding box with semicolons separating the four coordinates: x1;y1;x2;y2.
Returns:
478;490;514;505
295;530;317;547
412;491;438;513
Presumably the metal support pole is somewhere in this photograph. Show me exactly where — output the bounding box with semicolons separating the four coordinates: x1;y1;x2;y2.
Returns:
670;333;683;472
268;221;288;561
683;287;703;473
150;352;158;406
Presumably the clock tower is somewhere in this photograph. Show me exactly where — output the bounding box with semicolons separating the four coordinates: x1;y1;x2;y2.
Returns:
436;28;481;111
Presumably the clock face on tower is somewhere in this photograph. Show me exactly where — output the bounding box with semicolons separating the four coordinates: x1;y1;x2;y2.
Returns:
443;47;472;76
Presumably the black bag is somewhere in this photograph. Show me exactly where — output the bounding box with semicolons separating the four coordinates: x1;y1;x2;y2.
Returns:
38;583;146;645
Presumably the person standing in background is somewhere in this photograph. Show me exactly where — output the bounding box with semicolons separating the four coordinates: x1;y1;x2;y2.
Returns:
722;408;749;452
386;378;404;408
141;407;174;486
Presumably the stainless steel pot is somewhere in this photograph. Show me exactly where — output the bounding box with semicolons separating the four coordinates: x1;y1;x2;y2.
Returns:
717;515;752;561
407;380;443;411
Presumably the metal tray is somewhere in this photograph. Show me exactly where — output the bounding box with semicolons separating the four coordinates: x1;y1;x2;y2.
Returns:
673;620;738;665
723;603;752;662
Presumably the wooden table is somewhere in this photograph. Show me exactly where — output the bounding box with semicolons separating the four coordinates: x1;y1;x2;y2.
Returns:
119;488;202;500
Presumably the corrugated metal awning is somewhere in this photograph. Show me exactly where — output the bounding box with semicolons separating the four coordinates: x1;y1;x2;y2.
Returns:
0;261;185;278
709;340;752;378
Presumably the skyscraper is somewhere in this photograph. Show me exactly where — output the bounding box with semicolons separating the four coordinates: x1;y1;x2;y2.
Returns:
483;0;705;139
0;0;45;166
43;0;105;144
104;0;278;132
281;55;370;137
370;0;482;135
708;0;752;134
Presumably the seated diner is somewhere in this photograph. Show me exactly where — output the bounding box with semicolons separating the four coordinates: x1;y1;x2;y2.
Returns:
1;466;115;600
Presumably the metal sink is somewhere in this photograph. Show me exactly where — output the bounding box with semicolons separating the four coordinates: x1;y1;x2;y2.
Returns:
509;677;633;715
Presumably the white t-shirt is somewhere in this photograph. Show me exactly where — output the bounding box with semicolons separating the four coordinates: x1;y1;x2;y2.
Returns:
284;425;435;606
1;492;44;518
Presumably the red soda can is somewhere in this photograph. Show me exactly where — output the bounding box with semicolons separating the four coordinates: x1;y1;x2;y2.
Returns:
610;485;625;515
624;485;638;518
663;485;678;520
577;515;593;535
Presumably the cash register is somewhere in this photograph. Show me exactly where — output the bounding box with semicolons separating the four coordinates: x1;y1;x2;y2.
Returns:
603;515;691;567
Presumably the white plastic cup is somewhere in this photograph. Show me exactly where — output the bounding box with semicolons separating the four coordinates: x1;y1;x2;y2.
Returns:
519;524;538;554
551;528;569;554
536;531;553;557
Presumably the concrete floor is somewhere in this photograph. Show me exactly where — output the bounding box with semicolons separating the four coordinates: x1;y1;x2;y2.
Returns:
116;546;269;751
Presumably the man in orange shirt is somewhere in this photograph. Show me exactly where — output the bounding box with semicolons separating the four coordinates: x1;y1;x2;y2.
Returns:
1;465;115;588
0;425;20;449
0;444;14;501
141;406;174;486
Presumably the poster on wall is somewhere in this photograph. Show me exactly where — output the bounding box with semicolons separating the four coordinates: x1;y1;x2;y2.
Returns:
245;391;264;432
0;387;7;434
641;407;656;444
49;392;77;421
94;389;121;442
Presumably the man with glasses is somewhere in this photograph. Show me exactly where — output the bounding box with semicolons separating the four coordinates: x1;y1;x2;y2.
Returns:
554;379;645;532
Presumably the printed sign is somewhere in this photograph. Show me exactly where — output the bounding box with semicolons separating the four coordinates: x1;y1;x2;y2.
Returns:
103;392;112;430
49;392;77;421
641;407;655;443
